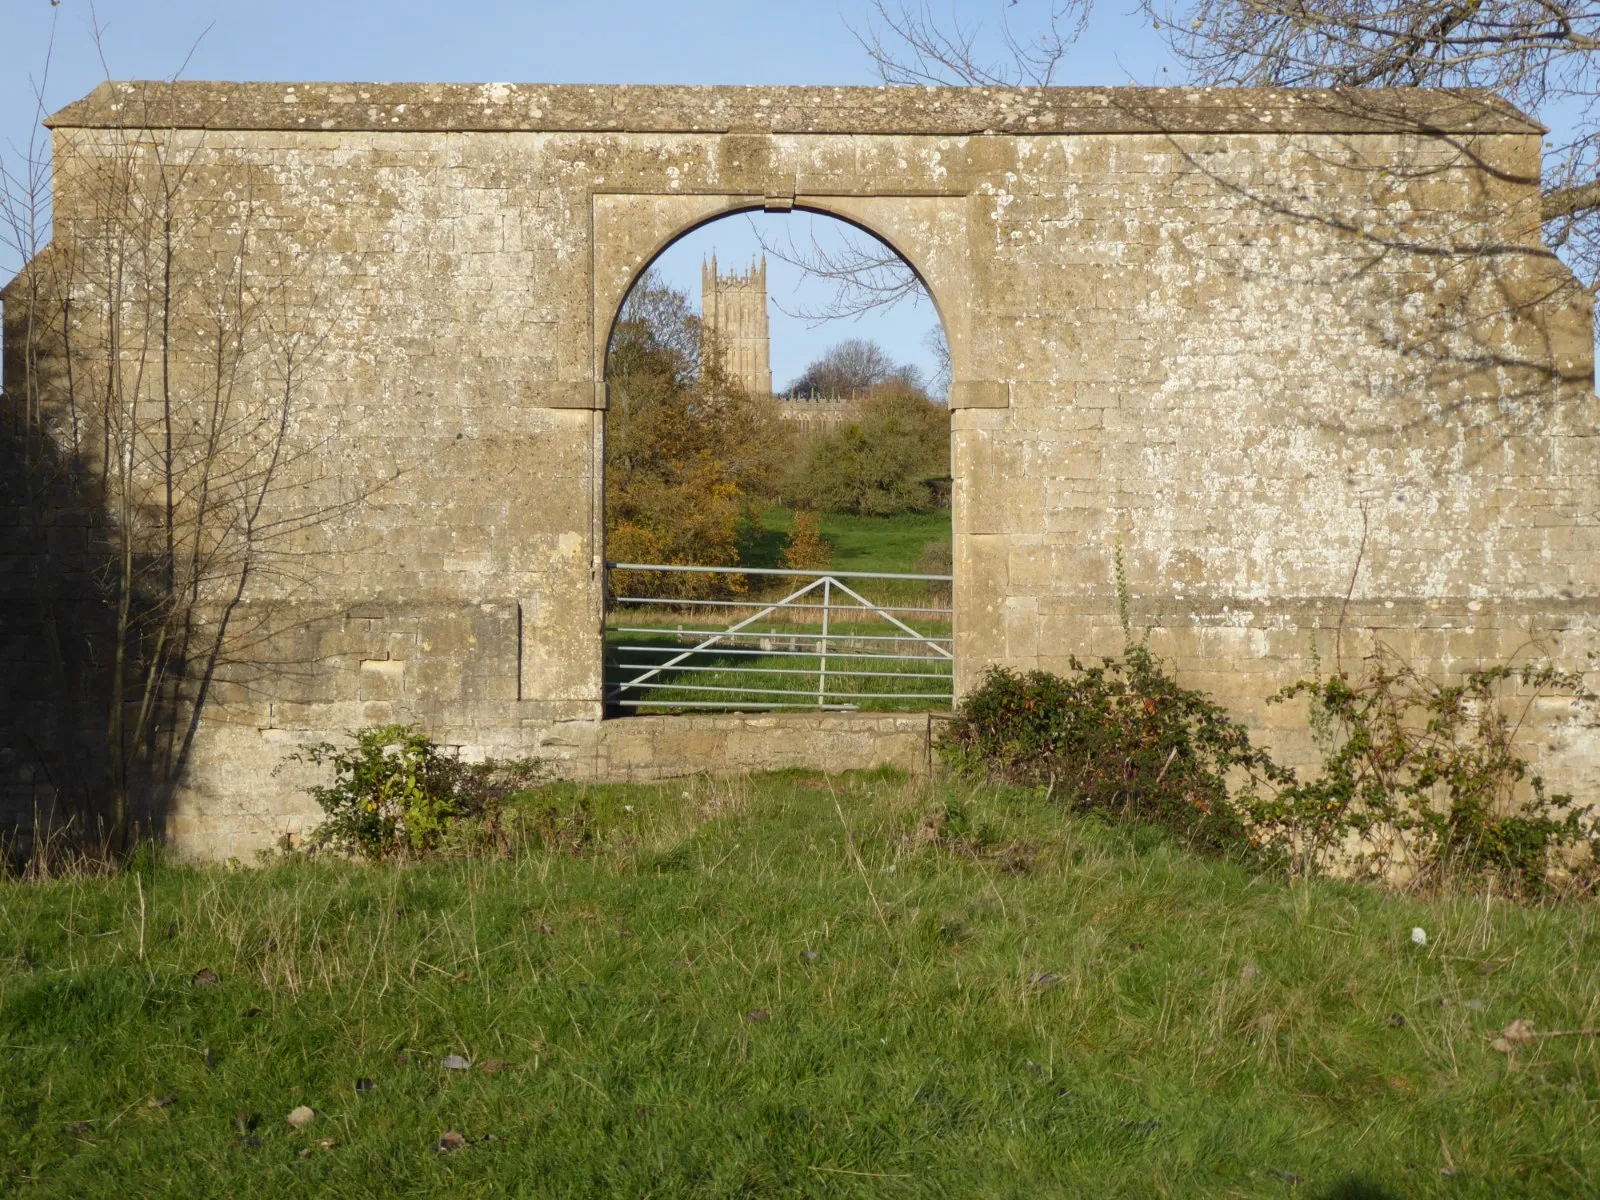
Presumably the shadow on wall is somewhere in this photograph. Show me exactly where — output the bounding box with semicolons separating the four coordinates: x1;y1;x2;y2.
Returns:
1145;91;1591;434
1043;91;1596;628
0;285;120;860
0;129;358;862
1;248;324;862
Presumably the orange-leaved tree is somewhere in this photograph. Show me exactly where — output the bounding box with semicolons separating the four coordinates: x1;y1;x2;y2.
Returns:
780;509;834;571
604;270;788;600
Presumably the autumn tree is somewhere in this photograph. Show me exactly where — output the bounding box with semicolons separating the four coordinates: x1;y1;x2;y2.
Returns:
604;269;789;597
780;509;835;571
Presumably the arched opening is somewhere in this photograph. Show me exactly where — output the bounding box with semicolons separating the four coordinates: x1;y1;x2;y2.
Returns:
599;207;955;717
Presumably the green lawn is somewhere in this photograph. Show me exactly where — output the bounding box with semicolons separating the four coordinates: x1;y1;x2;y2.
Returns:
605;623;953;712
4;772;1598;1197
744;507;951;574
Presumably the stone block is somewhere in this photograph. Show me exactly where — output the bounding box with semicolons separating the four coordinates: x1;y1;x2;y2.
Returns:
359;658;406;700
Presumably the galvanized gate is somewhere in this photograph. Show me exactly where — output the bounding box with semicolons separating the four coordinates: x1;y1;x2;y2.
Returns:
604;563;953;712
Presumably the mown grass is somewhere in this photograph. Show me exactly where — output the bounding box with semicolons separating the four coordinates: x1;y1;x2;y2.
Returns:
744;507;951;574
4;772;1597;1198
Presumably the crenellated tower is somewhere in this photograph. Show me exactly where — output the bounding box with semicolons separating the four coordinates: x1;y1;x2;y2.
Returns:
700;253;773;396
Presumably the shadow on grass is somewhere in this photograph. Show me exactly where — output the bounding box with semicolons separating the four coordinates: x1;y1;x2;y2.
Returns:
1317;1176;1402;1200
737;511;790;570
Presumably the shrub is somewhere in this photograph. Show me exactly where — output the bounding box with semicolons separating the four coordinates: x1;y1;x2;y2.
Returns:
300;725;541;861
939;646;1291;861
780;509;833;570
791;384;949;517
1271;647;1599;894
940;635;1599;892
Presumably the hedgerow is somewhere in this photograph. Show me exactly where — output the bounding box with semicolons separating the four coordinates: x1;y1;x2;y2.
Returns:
941;643;1599;894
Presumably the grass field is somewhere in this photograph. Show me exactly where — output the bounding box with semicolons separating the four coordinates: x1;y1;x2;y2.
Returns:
742;507;952;574
4;772;1598;1197
604;622;953;712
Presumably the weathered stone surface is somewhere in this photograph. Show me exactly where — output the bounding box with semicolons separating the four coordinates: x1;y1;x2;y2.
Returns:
4;82;1597;858
165;714;936;860
48;82;1539;136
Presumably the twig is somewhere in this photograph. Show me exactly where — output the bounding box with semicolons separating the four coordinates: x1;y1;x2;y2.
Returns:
1335;502;1368;672
749;217;925;324
135;873;146;962
1154;745;1180;785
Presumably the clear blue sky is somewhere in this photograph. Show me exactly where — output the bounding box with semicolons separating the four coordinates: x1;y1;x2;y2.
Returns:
0;2;1177;387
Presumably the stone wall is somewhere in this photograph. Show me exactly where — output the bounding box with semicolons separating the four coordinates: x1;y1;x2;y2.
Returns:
182;712;937;860
774;394;862;435
3;83;1596;858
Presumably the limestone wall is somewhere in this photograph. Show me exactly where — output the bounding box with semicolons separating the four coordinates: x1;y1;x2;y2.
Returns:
3;83;1596;857
949;127;1600;796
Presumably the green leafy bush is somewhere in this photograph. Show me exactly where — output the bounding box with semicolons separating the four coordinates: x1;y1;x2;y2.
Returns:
791;385;949;517
300;725;541;861
1271;648;1598;894
939;646;1291;861
940;635;1597;892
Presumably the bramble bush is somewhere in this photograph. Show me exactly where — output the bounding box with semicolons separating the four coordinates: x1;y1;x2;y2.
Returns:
939;649;1291;861
300;725;541;862
940;545;1597;892
939;544;1291;862
1269;648;1599;895
941;642;1599;893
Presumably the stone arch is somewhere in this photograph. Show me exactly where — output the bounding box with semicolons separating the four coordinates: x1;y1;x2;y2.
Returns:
589;191;974;701
591;193;973;391
19;84;1595;858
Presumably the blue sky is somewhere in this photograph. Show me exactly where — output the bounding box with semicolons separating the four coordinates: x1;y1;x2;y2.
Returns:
1;1;1181;389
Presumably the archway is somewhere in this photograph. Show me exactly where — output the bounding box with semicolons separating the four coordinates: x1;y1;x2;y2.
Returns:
596;204;958;717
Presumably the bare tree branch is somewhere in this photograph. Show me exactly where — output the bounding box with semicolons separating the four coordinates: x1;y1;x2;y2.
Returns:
3;21;384;857
1145;0;1600;286
748;217;928;323
1544;175;1600;220
853;0;1600;298
775;3;1102;325
851;0;1090;86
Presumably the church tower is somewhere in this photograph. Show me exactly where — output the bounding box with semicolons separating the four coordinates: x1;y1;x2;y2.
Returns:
700;253;773;396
